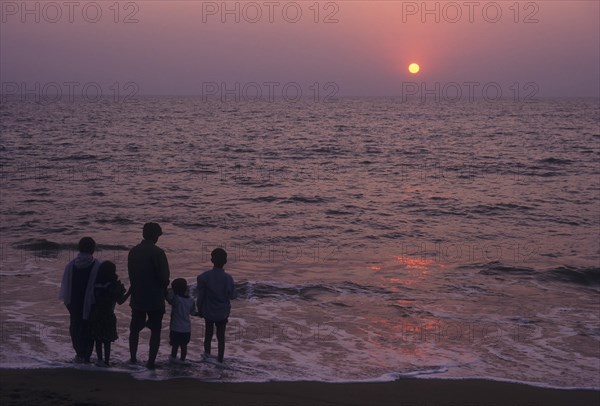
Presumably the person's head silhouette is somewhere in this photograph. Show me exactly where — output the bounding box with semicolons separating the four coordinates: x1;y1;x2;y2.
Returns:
96;261;118;284
211;248;227;268
142;222;162;243
171;278;188;297
78;237;96;254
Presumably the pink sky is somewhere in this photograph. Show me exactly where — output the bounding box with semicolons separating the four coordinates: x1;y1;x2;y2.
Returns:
1;1;599;97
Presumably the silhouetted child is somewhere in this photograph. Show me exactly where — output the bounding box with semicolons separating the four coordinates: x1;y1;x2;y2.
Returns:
166;278;197;362
91;261;128;367
196;248;236;363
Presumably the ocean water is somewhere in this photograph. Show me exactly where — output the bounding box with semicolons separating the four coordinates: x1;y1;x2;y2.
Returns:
0;97;598;388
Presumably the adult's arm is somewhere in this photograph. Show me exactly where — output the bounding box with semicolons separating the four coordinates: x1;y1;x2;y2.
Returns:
116;281;128;305
227;275;237;300
59;262;71;303
165;288;174;305
157;249;170;289
190;299;198;316
196;274;205;317
127;249;135;286
121;287;132;304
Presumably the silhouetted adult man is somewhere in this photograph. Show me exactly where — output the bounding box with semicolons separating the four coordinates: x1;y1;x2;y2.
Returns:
59;236;101;363
128;222;170;369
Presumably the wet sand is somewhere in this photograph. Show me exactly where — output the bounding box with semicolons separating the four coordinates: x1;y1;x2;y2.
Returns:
1;368;598;406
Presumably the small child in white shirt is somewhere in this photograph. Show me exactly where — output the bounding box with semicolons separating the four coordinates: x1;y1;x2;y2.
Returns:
167;278;197;362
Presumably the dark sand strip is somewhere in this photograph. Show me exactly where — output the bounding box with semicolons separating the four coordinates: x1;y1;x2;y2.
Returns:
1;369;598;406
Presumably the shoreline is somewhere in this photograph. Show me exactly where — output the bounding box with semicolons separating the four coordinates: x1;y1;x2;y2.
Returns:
1;368;598;406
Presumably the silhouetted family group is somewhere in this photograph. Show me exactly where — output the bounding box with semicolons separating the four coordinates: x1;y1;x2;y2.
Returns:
59;222;236;369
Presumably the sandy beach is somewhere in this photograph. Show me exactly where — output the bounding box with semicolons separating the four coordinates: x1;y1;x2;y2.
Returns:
1;368;598;406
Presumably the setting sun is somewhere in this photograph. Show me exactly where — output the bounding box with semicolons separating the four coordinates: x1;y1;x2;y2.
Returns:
408;63;420;74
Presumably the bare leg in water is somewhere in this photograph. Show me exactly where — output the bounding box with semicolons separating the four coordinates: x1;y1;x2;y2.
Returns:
95;341;111;365
147;328;160;369
180;344;187;361
204;321;227;362
216;322;226;363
